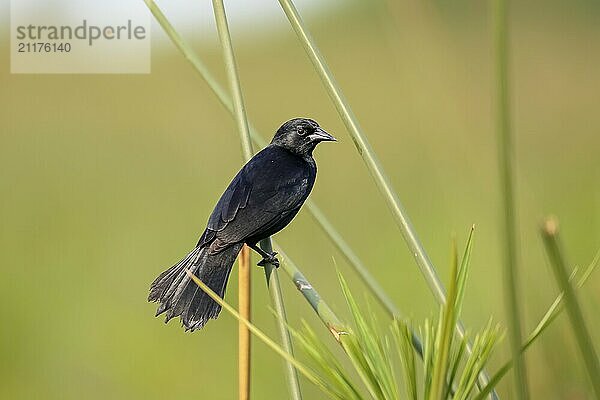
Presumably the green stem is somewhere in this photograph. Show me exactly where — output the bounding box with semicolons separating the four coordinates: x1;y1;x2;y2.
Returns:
211;0;252;160
492;0;529;398
260;239;303;400
143;0;231;108
540;218;600;398
211;1;302;398
276;0;494;396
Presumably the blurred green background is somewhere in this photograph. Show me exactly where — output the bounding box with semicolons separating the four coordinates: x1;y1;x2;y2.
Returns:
1;1;599;399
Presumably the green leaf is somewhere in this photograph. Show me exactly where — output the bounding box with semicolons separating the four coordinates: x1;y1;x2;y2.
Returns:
429;240;460;400
393;319;418;400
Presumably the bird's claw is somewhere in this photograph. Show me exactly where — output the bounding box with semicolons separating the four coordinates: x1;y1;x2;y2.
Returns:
257;252;279;268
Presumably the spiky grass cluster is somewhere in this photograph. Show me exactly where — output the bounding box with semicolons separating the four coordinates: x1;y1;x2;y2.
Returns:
294;230;502;400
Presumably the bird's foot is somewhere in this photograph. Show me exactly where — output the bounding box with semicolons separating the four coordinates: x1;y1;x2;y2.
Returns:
257;251;279;268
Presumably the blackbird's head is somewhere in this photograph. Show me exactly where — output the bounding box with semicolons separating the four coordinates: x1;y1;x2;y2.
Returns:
271;118;336;156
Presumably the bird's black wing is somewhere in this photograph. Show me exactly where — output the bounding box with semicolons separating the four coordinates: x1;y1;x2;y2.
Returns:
197;146;314;251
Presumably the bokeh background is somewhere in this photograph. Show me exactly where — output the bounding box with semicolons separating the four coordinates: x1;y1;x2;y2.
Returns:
1;0;599;399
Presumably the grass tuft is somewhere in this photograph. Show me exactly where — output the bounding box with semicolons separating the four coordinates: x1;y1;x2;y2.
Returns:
295;231;500;400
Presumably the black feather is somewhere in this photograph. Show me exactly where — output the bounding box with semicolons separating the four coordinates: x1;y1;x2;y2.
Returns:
149;118;335;330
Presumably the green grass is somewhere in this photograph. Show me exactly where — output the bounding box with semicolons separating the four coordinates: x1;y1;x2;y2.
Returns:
291;232;502;400
187;228;599;400
492;0;530;397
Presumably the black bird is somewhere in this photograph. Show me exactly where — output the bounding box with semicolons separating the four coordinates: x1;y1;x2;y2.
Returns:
149;118;336;331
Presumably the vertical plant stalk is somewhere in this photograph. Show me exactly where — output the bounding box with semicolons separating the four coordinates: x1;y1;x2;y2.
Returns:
211;1;302;399
493;0;529;398
540;218;600;398
210;2;255;399
238;246;251;400
212;0;253;160
260;239;304;400
210;0;252;160
275;0;494;396
143;0;422;366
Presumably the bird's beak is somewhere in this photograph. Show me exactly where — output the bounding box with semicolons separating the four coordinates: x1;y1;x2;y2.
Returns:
310;127;337;142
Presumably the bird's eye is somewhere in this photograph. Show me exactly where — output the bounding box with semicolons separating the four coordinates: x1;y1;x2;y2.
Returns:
297;126;306;136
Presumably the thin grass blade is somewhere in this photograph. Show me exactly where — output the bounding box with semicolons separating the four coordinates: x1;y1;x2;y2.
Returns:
393;319;418;400
429;240;460;400
540;218;600;398
492;0;530;397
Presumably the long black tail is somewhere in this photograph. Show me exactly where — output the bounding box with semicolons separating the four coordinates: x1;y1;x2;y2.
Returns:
149;243;243;331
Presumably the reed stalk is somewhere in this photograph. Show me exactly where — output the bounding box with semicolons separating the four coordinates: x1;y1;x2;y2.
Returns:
238;246;251;400
260;239;303;400
492;0;529;397
540;218;600;398
210;2;254;397
211;1;302;398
